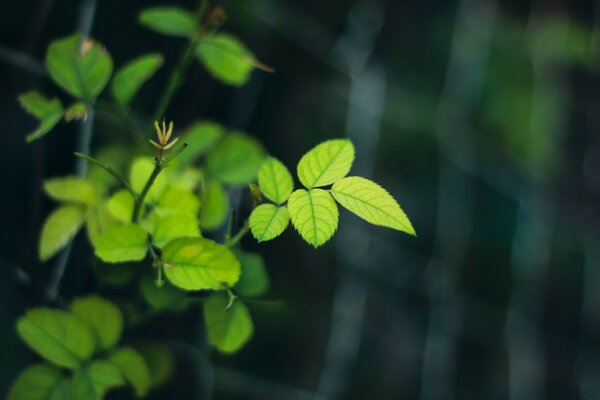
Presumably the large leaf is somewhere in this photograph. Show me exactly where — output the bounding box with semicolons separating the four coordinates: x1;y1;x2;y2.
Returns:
204;293;253;354
7;364;70;400
39;205;85;261
112;53;164;106
177;121;224;166
44;176;97;205
249;204;289;242
233;250;270;297
46;34;113;100
16;308;95;369
206;132;265;184
331;176;416;235
138;7;197;37
199;181;229;230
156;185;200;216
196;34;261;86
18;91;64;142
287;189;338;247
109;347;152;398
162;237;240;290
151;213;201;248
71;296;124;351
94;224;148;263
130;157;168;202
258;157;293;204
297;139;354;188
71;360;125;400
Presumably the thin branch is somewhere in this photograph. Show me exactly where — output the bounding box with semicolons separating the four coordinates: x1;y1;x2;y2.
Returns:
225;219;250;248
0;44;46;76
74;152;136;196
132;159;163;223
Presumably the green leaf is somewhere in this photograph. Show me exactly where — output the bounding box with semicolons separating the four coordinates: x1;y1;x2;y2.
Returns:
7;364;70;400
46;34;113;100
109;347;152;398
133;341;173;388
297;139;355;188
177;121;224;166
138;7;197;37
156;185;200;216
331;176;416;235
18;91;64;142
16;308;95;369
204;293;253;354
196;33;262;86
39;205;85;261
71;360;125;400
151;213;201;248
64;102;89;121
86;203;119;248
94;262;135;288
162;237;240;290
71;296;124;351
112;53;164;106
207;132;265;184
130;157;168;202
249;204;289;242
258;157;293;204
107;189;135;222
233;250;270;297
140;273;185;310
44;176;97;205
94;224;148;263
199;181;229;230
287;189;338;247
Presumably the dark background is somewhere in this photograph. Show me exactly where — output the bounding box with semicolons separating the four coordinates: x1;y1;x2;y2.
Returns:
1;0;600;399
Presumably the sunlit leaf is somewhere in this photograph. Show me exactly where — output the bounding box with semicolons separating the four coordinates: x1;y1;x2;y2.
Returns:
107;190;135;223
233;250;270;297
258;157;293;204
199;180;229;230
86;203;119;248
71;360;124;400
18;91;63;142
109;347;152;398
207;132;265;184
151;213;201;248
297;139;354;188
130;157;168;202
94;224;148;263
177;121;224;166
138;7;197;37
16;308;95;369
112;53;164;106
156;185;200;216
44;176;97;205
71;296;124;351
249;204;289;242
204;293;253;354
7;364;70;400
39;205;85;261
287;189;338;247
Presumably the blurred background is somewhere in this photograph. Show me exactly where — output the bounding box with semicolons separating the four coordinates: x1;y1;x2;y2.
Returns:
1;0;599;399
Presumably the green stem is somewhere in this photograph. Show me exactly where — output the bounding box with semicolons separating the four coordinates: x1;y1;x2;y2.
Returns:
132;159;163;223
74;152;136;197
226;219;250;248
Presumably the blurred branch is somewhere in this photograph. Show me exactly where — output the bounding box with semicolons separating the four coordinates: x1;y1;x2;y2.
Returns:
0;44;46;76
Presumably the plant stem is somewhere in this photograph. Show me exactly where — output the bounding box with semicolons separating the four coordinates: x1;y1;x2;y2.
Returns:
74;152;136;196
226;220;250;248
132;159;163;223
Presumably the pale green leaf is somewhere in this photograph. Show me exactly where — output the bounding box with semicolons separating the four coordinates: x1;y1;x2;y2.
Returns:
130;157;168;201
204;293;253;354
233;250;270;297
199;181;229;230
94;224;148;263
7;364;70;400
86;203;119;248
196;34;260;86
133;341;173;388
249;204;289;242
258;157;293;204
109;347;152;398
71;360;124;400
44;176;97;205
18;91;64;142
71;296;124;351
46;34;113;100
156;185;200;216
107;190;135;222
162;237;240;290
140;273;186;310
207;132;265;184
16;308;95;369
177;121;224;166
297;139;354;188
112;53;164;106
39;205;85;261
331;176;415;235
138;7;197;37
287;189;338;247
151;213;201;248
64;102;88;122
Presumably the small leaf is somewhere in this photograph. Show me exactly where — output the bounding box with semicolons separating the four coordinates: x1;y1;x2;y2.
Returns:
64;102;89;121
94;224;148;263
196;33;263;86
287;189;338;247
297;139;355;188
71;360;125;400
207;132;265;184
107;190;135;222
86;203;119;248
44;176;97;205
331;176;416;235
130;157;168;202
7;364;70;400
249;204;289;242
151;213;201;248
138;7;197;37
204;293;253;354
177;121;224;166
162;237;240;291
199;181;229;230
233;250;270;297
112;53;164;106
18;91;64;142
258;157;293;204
133;341;173;388
39;205;85;261
156;185;200;216
16;308;95;369
71;296;124;351
109;347;152;398
140;273;186;310
46;34;113;100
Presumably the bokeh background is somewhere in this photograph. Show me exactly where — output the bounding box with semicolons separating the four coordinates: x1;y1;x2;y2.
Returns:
1;0;599;399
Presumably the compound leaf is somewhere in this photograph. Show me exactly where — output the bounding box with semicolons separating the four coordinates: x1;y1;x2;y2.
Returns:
287;189;338;247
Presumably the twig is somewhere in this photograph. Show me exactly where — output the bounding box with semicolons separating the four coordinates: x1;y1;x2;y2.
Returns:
132;159;162;223
0;44;46;76
225;219;250;248
73;152;136;196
